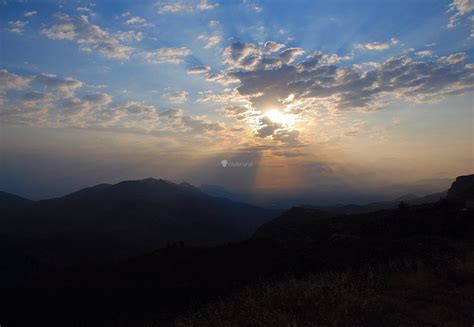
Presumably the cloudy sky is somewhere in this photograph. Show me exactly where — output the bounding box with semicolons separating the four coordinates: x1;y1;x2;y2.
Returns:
0;0;473;199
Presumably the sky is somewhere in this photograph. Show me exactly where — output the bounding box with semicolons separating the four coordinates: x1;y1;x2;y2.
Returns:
0;0;473;200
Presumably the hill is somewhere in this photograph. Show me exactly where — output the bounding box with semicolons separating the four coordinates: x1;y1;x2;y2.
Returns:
0;178;278;269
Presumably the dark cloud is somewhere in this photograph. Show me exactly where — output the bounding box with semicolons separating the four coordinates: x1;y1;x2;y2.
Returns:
229;52;474;112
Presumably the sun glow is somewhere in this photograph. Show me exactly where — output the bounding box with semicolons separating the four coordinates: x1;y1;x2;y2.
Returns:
265;109;296;126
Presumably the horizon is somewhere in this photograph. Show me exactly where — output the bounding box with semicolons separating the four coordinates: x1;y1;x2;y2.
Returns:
1;0;473;201
0;174;457;209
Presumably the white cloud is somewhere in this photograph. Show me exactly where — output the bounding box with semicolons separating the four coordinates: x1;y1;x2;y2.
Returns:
198;34;221;48
156;1;192;13
41;13;134;60
24;11;37;17
448;0;474;27
197;0;219;10
263;41;285;53
7;20;28;34
77;7;93;14
439;52;466;64
162;90;188;103
415;50;434;57
359;38;399;51
0;70;32;91
126;16;146;25
114;30;144;42
156;0;219;14
121;12;150;27
143;47;191;64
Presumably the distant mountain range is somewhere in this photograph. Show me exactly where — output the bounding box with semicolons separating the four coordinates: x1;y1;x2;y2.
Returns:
0;178;279;269
201;177;454;208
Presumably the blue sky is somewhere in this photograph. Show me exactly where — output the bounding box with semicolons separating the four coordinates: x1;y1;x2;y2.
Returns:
0;0;473;199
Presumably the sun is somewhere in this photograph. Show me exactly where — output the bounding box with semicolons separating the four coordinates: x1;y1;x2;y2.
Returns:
265;109;295;126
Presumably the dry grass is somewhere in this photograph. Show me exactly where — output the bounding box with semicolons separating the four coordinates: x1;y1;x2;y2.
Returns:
174;254;474;327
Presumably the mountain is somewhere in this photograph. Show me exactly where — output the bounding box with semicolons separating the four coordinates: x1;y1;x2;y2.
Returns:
253;175;473;245
0;191;33;215
200;178;453;209
299;190;448;215
1;174;473;326
447;174;474;204
0;178;279;269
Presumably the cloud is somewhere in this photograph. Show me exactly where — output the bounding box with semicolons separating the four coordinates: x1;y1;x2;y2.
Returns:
0;70;225;135
156;1;192;13
227;50;474;117
121;12;150;27
77;7;93;15
34;73;83;98
223;42;262;69
198;34;221;48
114;30;144;42
156;0;218;14
208;20;219;27
7;20;28;34
272;129;300;145
126;16;147;25
187;66;211;74
96;101;159;130
21;91;51;103
243;0;263;13
278;47;304;64
180;115;224;132
359;38;399;51
41;13;134;60
222;42;351;74
197;0;219;10
143;47;191;64
159;109;225;133
162;90;188;103
206;72;240;85
82;93;113;105
24;11;37;17
0;70;32;91
415;50;434;57
255;116;282;138
439;52;466;64
448;0;474;27
223;105;252;120
263;41;285;53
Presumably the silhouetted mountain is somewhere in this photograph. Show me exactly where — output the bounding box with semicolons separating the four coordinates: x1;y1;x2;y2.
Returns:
299;190;448;215
200;178;453;208
0;178;278;269
0;191;33;215
447;174;474;204
1;175;473;326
